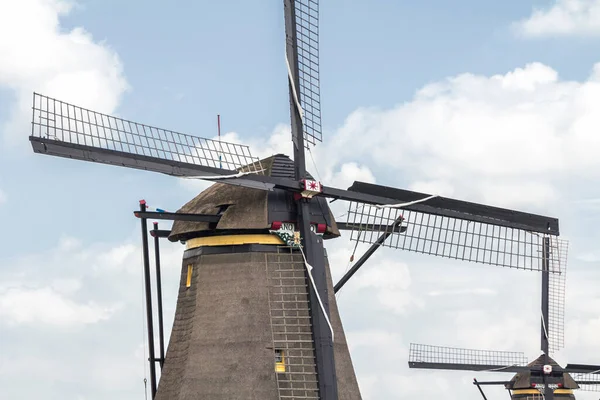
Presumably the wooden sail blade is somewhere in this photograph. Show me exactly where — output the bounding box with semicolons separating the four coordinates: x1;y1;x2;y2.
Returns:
347;181;560;234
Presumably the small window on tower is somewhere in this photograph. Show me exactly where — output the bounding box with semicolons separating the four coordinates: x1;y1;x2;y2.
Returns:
186;264;193;288
274;349;285;373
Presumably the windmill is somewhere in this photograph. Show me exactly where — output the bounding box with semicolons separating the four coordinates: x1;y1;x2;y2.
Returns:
407;236;600;399
25;1;580;399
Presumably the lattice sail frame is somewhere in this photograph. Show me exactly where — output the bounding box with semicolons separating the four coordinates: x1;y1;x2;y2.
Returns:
31;93;263;174
346;202;568;273
548;264;567;353
572;373;600;392
294;0;322;147
347;202;569;353
409;343;529;369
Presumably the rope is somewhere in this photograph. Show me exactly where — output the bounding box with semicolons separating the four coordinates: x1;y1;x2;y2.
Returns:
480;364;520;372
336;194;437;221
374;194;438;209
182;168;265;181
285;48;305;122
298;245;335;342
307;147;322;183
541;307;549;351
335;202;366;221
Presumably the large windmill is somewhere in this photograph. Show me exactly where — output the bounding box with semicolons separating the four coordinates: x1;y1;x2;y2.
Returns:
407;236;600;399
26;1;583;399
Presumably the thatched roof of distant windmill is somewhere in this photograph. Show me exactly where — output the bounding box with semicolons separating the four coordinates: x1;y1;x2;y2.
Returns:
168;154;340;242
508;354;579;390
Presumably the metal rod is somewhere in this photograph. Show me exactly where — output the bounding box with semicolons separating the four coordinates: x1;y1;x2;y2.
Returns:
541;236;552;400
541;236;550;356
284;0;338;398
334;216;404;293
139;201;157;398
134;210;221;223
473;379;488;400
217;114;222;169
153;222;166;369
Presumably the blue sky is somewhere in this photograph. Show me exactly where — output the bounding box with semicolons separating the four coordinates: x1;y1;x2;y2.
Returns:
2;0;600;399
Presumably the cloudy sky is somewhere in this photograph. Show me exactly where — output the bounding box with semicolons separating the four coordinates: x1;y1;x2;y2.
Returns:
2;0;600;399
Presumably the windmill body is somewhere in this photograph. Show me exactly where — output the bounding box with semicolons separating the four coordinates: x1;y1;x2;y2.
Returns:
154;154;361;399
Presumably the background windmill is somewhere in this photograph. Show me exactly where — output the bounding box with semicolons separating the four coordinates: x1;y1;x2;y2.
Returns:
18;0;596;400
406;235;600;399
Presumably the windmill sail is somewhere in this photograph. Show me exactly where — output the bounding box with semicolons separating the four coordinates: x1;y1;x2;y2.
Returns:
572;373;600;391
29;93;270;187
548;266;567;353
408;343;530;373
344;182;567;272
293;0;322;147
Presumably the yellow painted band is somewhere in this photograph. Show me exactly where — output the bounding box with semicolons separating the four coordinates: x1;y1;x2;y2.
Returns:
512;389;542;395
554;389;573;394
512;389;573;395
185;234;284;249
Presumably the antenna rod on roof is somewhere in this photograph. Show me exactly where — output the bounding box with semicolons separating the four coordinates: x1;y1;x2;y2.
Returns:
217;114;222;169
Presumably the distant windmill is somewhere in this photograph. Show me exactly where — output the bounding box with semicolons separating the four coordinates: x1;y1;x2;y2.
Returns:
26;1;581;399
407;236;600;399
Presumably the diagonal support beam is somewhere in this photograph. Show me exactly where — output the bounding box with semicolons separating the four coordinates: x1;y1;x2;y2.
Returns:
334;216;405;293
473;379;489;400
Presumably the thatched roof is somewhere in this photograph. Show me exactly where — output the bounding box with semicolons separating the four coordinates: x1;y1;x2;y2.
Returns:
168;154;340;242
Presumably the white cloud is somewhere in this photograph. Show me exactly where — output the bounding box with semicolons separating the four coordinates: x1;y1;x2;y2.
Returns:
0;188;6;205
322;62;600;212
349;258;420;315
0;0;128;146
234;61;600;215
0;235;185;398
514;0;600;37
0;286;115;326
330;162;376;190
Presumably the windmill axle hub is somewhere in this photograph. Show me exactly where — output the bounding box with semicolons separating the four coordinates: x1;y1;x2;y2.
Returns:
298;178;323;198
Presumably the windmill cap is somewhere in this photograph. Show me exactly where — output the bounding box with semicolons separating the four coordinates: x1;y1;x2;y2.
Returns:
168;154;340;242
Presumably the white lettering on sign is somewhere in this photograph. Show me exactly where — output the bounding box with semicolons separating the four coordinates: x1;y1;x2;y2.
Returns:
281;223;295;231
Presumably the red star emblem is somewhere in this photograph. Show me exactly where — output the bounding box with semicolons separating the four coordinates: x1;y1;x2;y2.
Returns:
309;181;317;190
